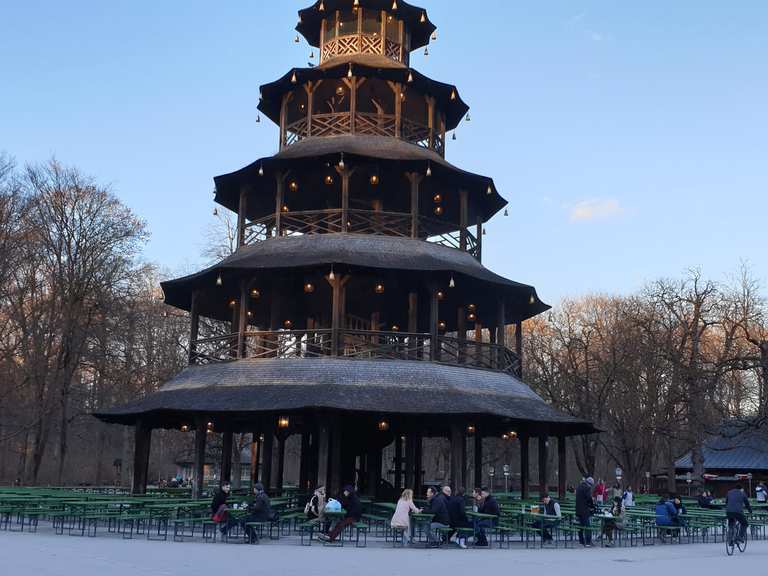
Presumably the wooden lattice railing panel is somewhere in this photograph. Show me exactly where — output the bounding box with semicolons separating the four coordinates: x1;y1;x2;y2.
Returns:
385;39;402;62
310;112;352;137
355;112;396;137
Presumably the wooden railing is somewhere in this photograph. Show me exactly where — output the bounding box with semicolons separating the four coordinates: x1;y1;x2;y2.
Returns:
321;34;400;64
190;329;522;377
284;111;437;153
243;209;479;259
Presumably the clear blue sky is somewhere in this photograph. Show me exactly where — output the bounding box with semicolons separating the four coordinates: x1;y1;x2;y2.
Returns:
2;1;767;303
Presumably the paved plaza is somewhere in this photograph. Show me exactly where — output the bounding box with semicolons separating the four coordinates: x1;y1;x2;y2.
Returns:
1;531;765;576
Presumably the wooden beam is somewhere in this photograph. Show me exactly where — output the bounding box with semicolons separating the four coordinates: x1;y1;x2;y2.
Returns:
408;292;418;334
237;189;247;247
188;290;200;364
250;432;260;487
275;172;285;236
299;431;311;492
330;420;342;496
538;436;548;498
261;431;274;492
221;431;233;485
276;434;286;495
473;432;482;489
238;280;249;358
131;421;151;495
515;320;523;377
430;286;439;361
327;274;349;356
192;419;207;499
414;432;423;496
404;433;416;490
394;434;403;490
317;420;330;490
475;215;483;262
367;446;382;498
406;172;422;238
450;424;465;489
457;306;466;363
459;189;468;251
558;435;567;500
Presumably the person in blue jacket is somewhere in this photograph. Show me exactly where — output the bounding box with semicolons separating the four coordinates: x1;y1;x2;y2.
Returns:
655;495;679;526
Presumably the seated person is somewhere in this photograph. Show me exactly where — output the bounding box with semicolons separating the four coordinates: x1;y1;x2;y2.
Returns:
473;488;500;547
210;482;233;535
424;485;451;546
655;495;681;532
390;488;422;544
242;483;277;542
305;485;328;531
319;485;362;543
697;490;719;509
602;496;625;547
538;494;562;542
671;495;688;528
446;487;471;549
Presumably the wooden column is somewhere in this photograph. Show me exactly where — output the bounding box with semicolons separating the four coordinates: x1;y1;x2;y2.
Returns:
250;432;260;486
349;77;357;134
304;82;315;137
457;306;466;363
279;92;289;149
238;280;249;358
317;420;330;489
237;189;248;247
261;432;274;492
459;189;468;251
426;96;435;149
408;291;418;333
327;274;349;356
131;421;152;495
497;300;506;370
192;419;207;499
515;320;523;377
538;436;548;497
430;286;439;361
394;435;403;490
406;173;422;238
476;215;483;262
299;431;311;492
474;432;483;489
450;424;465;489
337;167;352;233
276;434;287;495
367;446;382;497
404;434;416;490
221;431;233;485
330;420;342;496
414;432;423;496
188;290;200;364
275;172;285;236
558;435;567;500
520;432;530;500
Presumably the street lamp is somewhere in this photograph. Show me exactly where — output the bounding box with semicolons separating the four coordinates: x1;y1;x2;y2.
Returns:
503;464;510;494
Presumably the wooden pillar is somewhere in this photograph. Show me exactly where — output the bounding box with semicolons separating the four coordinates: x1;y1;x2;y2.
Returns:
275;172;285;236
279;92;289;149
515;320;523;377
317;420;330;489
426;96;435;150
459;189;468;251
408;291;418;333
404;434;416;490
192;419;207;499
131;421;152;495
558;435;567;499
237;189;248;247
476;215;483;262
473;432;483;489
276;434;287;495
349;78;357;134
188;290;200;364
430;286;439;361
327;275;349;356
520;432;530;500
261;432;274;492
337;167;352;233
457;306;466;363
237;280;249;358
250;432;260;487
450;424;465;489
538;436;548;497
220;431;233;485
406;173;422;238
304;82;314;137
414;432;423;496
330;420;342;496
497;300;506;370
367;446;382;497
299;431;311;491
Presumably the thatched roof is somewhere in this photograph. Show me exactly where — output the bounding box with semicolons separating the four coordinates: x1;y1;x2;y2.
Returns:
94;357;597;436
213;135;505;221
296;1;437;50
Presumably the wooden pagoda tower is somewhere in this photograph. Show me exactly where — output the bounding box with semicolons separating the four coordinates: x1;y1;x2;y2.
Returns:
96;0;596;499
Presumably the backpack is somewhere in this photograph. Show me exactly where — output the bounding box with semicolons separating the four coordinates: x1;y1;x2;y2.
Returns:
325;498;342;512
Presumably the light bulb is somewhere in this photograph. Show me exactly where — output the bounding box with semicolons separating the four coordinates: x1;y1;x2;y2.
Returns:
426;164;432;177
294;35;300;43
449;276;455;289
424;47;429;56
216;274;223;287
258;165;264;176
420;12;426;23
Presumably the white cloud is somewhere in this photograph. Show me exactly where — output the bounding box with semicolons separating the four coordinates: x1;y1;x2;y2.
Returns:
569;198;625;222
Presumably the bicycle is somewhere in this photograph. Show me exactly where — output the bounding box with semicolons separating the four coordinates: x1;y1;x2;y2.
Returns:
725;518;748;556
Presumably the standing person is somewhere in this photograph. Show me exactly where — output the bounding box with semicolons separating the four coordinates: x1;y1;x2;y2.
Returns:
243;483;276;542
447;487;471;549
612;482;622;500
725;484;752;545
210;482;232;535
755;482;767;504
576;477;596;547
390;488;422;545
319;485;362;543
593;479;606;506
622;486;635;508
424;486;451;546
473;488;500;547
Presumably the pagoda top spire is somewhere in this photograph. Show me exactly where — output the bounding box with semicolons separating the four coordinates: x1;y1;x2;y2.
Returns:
297;0;436;67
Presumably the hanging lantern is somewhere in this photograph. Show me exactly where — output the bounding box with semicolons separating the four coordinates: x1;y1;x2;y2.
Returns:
336;85;345;96
437;290;445;300
391;0;398;10
291;71;298;84
258;164;264;176
304;282;315;294
329;266;335;281
289;180;299;192
338;153;345;170
250;288;261;299
468;304;477;312
504;208;508;217
278;416;290;429
247;311;253;318
180;424;190;433
529;294;536;305
433;193;442;203
420;12;426;23
375;283;385;294
216;273;223;287
318;1;325;11
431;31;438;41
424;47;429;56
294;35;300;43
407;72;414;84
207;421;214;431
433;206;443;216
466;425;476;434
310;50;315;59
465;113;471;122
283;320;294;329
508;431;518;439
483;228;487;236
347;63;353;78
324;174;334;185
354;0;360;6
370;174;380;186
281;205;290;213
487;184;493;195
452;132;457;141
229;299;237;308
256;114;261;123
438;321;447;331
449;275;455;289
450;89;457;101
467;312;477;322
391;324;400;332
213;207;218;216
501;433;509;440
377;420;390;432
426;163;432;177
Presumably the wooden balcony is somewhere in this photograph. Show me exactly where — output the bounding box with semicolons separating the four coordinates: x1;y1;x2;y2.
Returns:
243;209;479;258
190;329;522;377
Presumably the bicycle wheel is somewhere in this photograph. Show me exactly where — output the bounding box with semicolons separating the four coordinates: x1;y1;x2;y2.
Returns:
736;530;747;553
725;527;735;556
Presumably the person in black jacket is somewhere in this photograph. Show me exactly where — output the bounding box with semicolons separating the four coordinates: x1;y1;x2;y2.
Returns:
319;485;362;543
726;484;752;544
242;483;276;543
473;488;500;547
210;482;232;535
446;487;470;548
575;477;596;547
424;486;451;545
